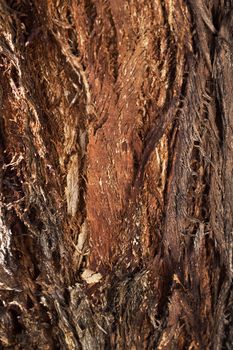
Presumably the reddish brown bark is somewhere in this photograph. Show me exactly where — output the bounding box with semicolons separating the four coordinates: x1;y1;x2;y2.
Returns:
0;0;232;349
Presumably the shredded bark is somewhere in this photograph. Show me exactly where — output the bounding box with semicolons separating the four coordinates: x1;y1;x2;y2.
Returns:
0;0;232;349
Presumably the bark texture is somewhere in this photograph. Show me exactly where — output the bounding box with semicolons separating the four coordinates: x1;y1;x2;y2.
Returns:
0;0;232;349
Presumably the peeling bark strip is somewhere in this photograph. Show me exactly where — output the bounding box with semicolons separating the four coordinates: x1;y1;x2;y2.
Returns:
0;0;232;349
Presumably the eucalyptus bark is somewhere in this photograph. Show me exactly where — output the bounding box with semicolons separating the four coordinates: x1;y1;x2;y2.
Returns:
0;0;232;349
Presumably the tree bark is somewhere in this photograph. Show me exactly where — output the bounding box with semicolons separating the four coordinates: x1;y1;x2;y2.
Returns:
0;0;232;349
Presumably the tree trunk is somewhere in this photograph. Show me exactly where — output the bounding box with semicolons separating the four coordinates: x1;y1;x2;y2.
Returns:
0;0;232;349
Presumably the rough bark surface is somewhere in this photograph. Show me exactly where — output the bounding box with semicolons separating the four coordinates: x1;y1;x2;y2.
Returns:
0;0;232;349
